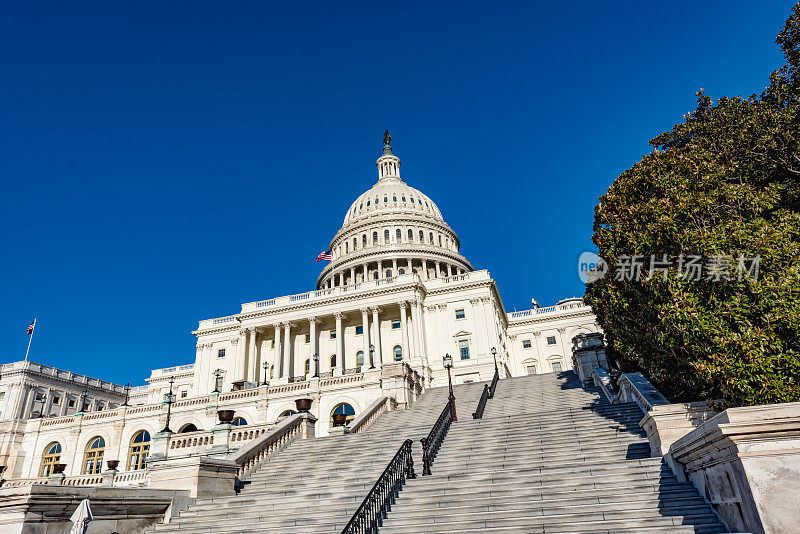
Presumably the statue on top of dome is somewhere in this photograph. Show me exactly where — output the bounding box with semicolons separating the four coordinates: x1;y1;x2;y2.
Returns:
383;129;391;147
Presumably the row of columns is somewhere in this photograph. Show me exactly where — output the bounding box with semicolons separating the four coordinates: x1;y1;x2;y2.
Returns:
227;298;427;385
2;382;106;420
325;259;464;289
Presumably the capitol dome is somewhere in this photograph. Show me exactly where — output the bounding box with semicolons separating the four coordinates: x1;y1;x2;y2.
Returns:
317;132;473;289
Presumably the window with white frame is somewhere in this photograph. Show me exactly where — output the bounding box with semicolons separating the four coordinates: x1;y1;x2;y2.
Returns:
305;333;311;343
551;361;562;372
391;320;400;329
522;339;532;349
218;349;225;358
355;325;363;335
546;336;557;345
455;309;465;320
458;339;470;360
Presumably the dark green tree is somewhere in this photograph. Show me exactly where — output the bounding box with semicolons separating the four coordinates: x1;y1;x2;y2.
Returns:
585;4;800;407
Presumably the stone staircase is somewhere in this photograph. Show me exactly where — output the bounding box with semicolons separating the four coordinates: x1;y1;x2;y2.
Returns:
378;371;734;534
148;381;487;533
149;371;735;533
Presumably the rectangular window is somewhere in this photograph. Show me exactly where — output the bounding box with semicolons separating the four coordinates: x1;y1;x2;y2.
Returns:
522;339;532;349
526;365;537;375
181;391;188;398
463;379;474;384
355;325;363;335
458;339;470;360
270;340;274;349
546;336;557;345
68;399;76;408
330;330;336;339
455;309;465;320
52;396;60;405
391;320;401;329
218;349;226;358
552;361;562;372
305;333;311;343
0;392;5;401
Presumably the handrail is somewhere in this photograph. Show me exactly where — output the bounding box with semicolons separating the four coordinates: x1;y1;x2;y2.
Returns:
227;412;315;482
348;396;394;434
421;398;454;475
341;439;415;534
472;368;499;419
472;384;490;419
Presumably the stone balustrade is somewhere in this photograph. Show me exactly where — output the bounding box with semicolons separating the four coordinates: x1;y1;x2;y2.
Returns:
347;396;394;434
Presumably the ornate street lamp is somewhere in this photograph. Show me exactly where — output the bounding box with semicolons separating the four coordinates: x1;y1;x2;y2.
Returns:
122;383;131;407
313;353;319;378
213;369;223;393
491;347;498;372
79;388;89;413
262;362;270;386
161;377;175;434
442;354;457;422
369;344;375;369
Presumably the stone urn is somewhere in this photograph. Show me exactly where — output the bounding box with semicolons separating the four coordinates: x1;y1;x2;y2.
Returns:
106;460;119;470
217;409;235;424
52;463;67;474
295;398;313;413
332;413;348;427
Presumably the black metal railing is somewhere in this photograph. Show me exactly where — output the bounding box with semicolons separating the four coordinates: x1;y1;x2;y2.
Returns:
472;384;490;419
472;368;499;419
421;399;454;475
488;367;499;399
341;439;415;534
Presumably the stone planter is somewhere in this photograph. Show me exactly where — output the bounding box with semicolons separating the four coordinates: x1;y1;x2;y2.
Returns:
295;398;313;413
332;413;347;427
106;460;120;470
217;410;235;424
52;463;67;474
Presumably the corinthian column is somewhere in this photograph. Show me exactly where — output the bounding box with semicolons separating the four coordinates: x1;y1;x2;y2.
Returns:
335;312;344;371
371;306;383;367
308;317;318;376
283;323;292;380
399;301;410;361
360;308;370;369
247;327;258;383
273;323;282;378
235;329;247;382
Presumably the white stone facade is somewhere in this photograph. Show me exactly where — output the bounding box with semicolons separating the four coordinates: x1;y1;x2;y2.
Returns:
0;135;601;483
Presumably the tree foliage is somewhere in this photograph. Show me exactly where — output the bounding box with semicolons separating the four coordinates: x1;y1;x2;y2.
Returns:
585;4;800;407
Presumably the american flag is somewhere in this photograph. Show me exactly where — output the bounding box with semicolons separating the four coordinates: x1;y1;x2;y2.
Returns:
26;319;36;335
316;250;332;262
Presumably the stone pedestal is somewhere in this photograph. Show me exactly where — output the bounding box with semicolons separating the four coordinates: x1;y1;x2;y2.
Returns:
640;401;717;457
148;430;173;462
149;456;238;498
211;423;233;452
47;473;65;485
667;402;800;534
102;468;118;486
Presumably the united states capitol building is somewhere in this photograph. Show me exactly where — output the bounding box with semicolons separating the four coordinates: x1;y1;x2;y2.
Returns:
0;133;599;483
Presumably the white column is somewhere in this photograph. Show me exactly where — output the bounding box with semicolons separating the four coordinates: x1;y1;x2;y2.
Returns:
436;304;448;358
350;267;355;286
416;297;428;367
361;308;370;369
235;329;246;382
410;300;421;359
335;312;344;371
248;328;258;383
392;258;398;276
371;307;382;367
481;297;498;350
283;323;292;379
24;386;36;418
472;298;489;356
60;391;69;416
362;263;368;282
44;388;55;416
399;301;410;361
308;317;317;376
273;323;282;378
377;261;383;279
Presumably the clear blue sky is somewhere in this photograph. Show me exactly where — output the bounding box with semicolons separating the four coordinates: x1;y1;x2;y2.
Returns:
0;1;792;385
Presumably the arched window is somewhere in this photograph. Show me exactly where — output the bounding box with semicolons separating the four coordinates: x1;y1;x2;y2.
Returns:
372;231;378;245
396;228;401;240
330;403;356;427
373;272;379;280
40;442;62;477
386;269;392;278
398;268;405;275
304;359;310;375
419;230;424;242
345;241;349;253
408;229;413;241
384;229;390;242
410;197;415;204
179;424;198;433
393;345;403;362
429;232;434;244
439;235;442;246
356;351;364;371
270;364;275;379
127;430;150;471
330;354;336;368
279;409;297;418
362;234;367;247
232;417;248;426
82;436;105;475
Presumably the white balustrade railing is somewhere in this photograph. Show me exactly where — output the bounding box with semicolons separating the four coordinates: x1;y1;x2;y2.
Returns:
347;396;394;434
228;413;313;481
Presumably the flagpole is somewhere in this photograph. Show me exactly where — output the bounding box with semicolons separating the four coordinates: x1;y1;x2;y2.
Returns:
24;318;36;362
